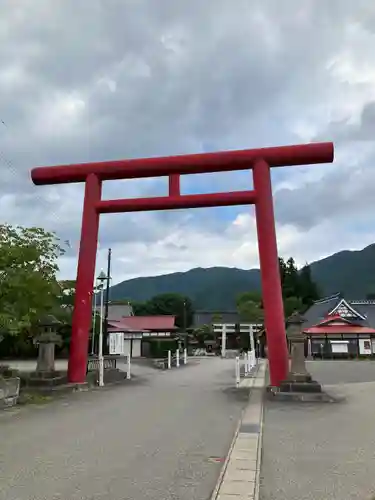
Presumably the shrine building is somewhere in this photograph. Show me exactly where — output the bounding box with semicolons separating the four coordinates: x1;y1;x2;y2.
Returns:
303;293;375;358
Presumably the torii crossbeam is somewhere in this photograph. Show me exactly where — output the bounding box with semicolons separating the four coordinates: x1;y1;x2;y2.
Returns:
31;142;334;387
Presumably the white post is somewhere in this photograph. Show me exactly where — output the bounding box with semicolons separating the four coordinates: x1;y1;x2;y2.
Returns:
184;348;187;365
91;290;97;356
98;285;104;387
221;325;227;358
249;325;256;368
167;350;172;369
244;352;248;376
235;356;240;388
176;348;180;367
127;354;131;379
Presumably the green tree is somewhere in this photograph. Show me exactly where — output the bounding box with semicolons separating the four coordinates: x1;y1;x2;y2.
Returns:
278;257;320;315
133;293;194;328
280;257;300;299
212;312;222;324
192;324;214;346
0;224;64;334
236;291;264;323
132;300;153;316
283;296;304;317
298;264;319;307
58;280;76;309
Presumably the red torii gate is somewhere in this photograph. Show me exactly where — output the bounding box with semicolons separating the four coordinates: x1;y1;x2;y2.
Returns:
31;142;334;387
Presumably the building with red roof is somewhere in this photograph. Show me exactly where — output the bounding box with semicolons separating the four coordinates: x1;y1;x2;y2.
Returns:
303;294;375;358
107;315;178;358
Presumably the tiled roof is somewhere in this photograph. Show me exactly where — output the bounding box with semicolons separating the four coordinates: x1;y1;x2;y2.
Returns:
107;320;144;333
193;311;240;327
118;315;177;331
303;295;375;328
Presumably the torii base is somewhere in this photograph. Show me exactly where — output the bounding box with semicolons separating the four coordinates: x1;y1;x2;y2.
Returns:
266;375;345;403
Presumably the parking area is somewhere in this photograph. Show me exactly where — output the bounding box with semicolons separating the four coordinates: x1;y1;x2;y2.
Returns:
260;360;375;500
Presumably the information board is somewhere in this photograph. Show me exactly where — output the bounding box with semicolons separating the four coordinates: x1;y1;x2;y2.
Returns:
109;331;125;355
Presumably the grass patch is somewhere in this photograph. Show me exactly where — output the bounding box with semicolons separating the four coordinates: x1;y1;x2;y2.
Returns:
18;392;52;405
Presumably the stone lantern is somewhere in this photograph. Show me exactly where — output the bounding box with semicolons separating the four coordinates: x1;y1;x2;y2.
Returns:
279;311;322;394
34;315;63;374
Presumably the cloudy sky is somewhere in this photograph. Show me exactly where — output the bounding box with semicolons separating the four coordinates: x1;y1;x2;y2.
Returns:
1;0;375;284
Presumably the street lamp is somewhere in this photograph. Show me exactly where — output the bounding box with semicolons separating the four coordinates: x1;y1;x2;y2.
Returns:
97;269;107;387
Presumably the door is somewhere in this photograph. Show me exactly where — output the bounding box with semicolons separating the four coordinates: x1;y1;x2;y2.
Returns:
132;339;141;358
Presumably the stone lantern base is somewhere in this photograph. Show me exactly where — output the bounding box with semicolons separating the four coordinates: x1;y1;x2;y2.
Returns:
266;311;345;403
279;372;323;394
27;370;68;389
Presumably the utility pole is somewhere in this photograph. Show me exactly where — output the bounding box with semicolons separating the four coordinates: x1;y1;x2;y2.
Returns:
183;299;188;351
97;269;107;387
91;285;97;356
103;248;112;352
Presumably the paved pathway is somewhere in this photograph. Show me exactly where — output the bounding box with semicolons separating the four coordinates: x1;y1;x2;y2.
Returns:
0;357;248;500
3;359;68;372
260;361;375;500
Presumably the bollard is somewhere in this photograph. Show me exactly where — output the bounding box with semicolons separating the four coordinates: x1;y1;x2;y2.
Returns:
221;325;227;358
235;356;240;388
251;349;257;368
127;355;131;380
184;348;187;365
248;349;254;370
176;348;180;367
167;350;172;369
244;352;249;376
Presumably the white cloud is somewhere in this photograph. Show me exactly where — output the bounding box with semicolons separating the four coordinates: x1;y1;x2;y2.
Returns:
1;0;375;287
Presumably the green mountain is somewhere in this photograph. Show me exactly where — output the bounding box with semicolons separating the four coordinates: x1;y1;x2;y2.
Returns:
109;243;375;310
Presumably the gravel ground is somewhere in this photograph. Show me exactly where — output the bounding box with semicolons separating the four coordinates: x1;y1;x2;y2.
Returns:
0;357;246;500
260;360;375;500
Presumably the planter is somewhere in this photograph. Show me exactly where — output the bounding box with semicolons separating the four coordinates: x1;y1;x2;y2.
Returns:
0;376;21;408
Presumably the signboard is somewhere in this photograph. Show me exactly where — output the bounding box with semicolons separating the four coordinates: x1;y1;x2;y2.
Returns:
359;338;372;355
330;340;349;354
123;333;142;340
109;331;125;355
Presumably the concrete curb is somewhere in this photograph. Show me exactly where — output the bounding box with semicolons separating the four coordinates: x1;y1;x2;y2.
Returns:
212;360;267;500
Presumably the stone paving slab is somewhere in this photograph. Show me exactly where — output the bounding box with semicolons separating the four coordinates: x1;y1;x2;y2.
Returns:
260;361;375;500
212;360;267;500
0;358;247;500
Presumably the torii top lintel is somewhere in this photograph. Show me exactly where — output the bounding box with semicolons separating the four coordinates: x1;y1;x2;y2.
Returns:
31;142;334;185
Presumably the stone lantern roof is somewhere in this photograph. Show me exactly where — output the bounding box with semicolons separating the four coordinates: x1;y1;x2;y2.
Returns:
287;311;306;326
37;314;62;328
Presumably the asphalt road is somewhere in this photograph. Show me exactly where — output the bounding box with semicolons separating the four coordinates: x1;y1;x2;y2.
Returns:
260;360;375;500
0;357;247;500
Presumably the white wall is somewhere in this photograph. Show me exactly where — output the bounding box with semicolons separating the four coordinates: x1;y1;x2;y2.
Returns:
132;339;141;358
